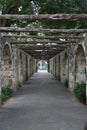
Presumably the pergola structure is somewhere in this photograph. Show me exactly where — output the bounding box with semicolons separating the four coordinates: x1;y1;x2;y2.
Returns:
0;13;87;106
0;13;86;60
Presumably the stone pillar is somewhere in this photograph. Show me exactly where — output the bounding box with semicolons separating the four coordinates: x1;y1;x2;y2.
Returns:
68;47;76;92
85;61;87;104
11;45;19;90
0;34;2;103
55;55;58;78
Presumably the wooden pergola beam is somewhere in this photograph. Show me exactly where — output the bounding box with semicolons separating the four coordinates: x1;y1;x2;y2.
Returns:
0;27;87;34
31;55;55;60
31;55;57;58
2;34;84;40
29;53;59;56
18;44;68;49
0;14;87;21
25;50;62;56
26;49;61;53
20;45;66;50
20;47;66;51
12;40;76;45
23;49;63;53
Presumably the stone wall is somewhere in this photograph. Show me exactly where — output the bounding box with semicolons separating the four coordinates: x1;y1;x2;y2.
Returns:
49;34;87;100
0;33;87;104
0;35;36;95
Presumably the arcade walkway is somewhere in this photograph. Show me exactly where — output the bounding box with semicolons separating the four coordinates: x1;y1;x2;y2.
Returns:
0;72;87;130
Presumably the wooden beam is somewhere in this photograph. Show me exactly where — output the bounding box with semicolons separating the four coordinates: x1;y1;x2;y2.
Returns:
31;55;54;60
24;49;63;53
31;55;56;59
12;40;76;45
2;34;84;40
19;47;67;51
18;44;68;48
25;51;62;57
0;14;87;21
26;50;61;53
20;45;65;50
0;27;87;34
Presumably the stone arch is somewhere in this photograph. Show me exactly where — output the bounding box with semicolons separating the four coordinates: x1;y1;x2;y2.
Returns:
75;44;86;84
1;43;13;87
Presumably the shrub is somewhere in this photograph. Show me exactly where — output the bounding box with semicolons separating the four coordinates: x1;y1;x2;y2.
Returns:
74;82;86;105
64;79;68;88
1;86;13;102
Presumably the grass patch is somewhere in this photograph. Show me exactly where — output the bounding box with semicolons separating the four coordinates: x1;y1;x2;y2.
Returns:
1;86;13;103
74;82;86;105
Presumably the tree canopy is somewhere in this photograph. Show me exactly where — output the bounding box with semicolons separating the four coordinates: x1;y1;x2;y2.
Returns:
0;0;87;28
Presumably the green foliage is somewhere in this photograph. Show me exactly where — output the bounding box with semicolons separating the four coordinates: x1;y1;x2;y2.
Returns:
0;0;87;28
74;82;86;105
1;86;13;102
35;0;87;29
36;0;87;14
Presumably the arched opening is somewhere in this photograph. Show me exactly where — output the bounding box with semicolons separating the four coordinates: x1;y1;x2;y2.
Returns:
74;45;86;104
75;45;86;83
1;44;12;87
37;60;48;72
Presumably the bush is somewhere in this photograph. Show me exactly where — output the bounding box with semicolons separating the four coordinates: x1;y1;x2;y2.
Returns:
74;82;86;105
1;86;13;102
64;79;68;88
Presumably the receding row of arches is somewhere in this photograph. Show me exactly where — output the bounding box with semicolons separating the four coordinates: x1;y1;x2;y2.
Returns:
50;44;86;91
0;43;36;90
0;40;86;104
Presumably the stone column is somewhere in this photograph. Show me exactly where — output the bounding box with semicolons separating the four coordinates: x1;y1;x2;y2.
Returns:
11;45;19;90
68;46;76;92
0;34;2;103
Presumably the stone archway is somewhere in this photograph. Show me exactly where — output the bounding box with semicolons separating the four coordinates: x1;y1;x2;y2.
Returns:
75;45;86;84
1;44;13;87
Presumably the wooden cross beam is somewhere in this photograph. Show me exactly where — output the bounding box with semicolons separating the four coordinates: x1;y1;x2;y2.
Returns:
20;47;65;51
25;51;63;57
0;14;87;21
31;55;55;60
31;54;56;60
23;49;64;53
12;40;76;45
2;34;84;40
0;27;87;34
25;49;62;52
29;53;60;60
18;44;68;49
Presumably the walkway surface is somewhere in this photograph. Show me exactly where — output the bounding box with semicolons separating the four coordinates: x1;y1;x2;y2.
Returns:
0;72;87;130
